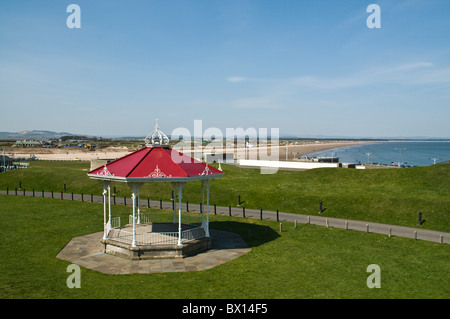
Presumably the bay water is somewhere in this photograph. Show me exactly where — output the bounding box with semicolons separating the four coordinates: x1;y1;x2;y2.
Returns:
305;141;450;167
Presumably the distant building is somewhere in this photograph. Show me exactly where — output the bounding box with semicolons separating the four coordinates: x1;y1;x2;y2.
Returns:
205;153;234;163
14;140;52;148
1;155;29;172
298;156;339;163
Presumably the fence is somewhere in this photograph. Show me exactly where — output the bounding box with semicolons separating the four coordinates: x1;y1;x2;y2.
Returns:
1;188;287;224
1;188;448;244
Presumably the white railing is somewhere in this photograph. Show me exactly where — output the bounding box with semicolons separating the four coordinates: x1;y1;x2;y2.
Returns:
108;228;134;244
129;212;175;225
111;216;121;228
136;231;179;245
107;226;205;245
183;227;205;242
129;212;203;226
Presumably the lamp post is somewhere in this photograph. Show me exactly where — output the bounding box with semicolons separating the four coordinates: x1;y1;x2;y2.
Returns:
1;149;5;172
364;152;373;164
429;157;440;165
395;148;406;167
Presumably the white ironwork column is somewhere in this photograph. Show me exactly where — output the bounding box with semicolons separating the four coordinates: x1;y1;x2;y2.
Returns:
176;182;185;245
131;185;137;247
205;179;210;237
173;187;177;223
102;183;108;240
137;185;141;224
201;180;206;228
107;182;111;229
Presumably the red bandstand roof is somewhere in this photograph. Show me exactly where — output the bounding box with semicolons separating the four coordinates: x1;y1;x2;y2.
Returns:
88;145;223;182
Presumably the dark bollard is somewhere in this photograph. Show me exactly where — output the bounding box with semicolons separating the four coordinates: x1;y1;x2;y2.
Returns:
319;201;323;214
160;199;162;209
243;206;246;218
51;191;53;199
33;189;35;197
229;205;231;216
187;201;189;212
61;191;63;200
172;200;174;210
113;186;116;195
114;195;116;205
200;203;202;213
124;197;126;206
91;194;93;202
214;204;216;215
23;188;25;196
19;181;21;189
42;190;44;198
81;193;84;201
238;195;241;205
418;212;422;225
15;188;17;195
6;187;8;195
276;210;279;222
260;208;263;220
147;198;150;208
72;192;74;200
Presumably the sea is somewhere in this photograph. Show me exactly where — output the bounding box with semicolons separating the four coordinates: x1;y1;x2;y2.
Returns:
304;141;450;167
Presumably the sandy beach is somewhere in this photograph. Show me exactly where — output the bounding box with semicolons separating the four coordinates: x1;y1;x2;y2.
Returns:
6;146;131;161
275;141;375;161
5;141;374;162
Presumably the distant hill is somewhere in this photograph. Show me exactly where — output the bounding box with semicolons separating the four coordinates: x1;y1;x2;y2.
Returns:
0;130;74;140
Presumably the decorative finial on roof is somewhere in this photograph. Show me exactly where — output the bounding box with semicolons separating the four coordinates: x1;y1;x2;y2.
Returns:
145;119;170;146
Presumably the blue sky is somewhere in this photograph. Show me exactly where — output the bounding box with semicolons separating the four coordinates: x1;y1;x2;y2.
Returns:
1;0;450;138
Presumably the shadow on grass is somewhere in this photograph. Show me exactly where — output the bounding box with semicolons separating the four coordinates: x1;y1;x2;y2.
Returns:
209;221;280;248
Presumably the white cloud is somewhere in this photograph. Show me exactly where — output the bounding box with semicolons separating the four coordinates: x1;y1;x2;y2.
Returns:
414;68;450;85
225;60;450;112
232;96;282;109
373;62;433;76
292;75;367;90
289;62;449;91
227;76;246;83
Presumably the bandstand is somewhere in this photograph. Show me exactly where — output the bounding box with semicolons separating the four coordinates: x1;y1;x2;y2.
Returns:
88;124;223;259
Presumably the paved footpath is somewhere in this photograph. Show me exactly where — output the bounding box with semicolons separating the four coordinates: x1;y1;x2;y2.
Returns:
1;190;449;244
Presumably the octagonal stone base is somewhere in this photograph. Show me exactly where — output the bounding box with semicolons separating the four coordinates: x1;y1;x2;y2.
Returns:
57;229;250;274
102;236;212;260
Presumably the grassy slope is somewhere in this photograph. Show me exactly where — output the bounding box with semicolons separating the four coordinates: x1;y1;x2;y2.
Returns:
0;161;449;231
0;196;448;299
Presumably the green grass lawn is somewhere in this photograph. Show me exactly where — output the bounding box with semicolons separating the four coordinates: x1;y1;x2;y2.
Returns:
0;195;448;299
1;161;449;232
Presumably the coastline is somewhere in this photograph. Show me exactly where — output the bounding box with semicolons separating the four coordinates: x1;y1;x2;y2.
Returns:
4;140;376;162
277;141;377;160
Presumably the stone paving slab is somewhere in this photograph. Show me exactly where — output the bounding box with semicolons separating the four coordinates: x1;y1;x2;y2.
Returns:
56;229;250;274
